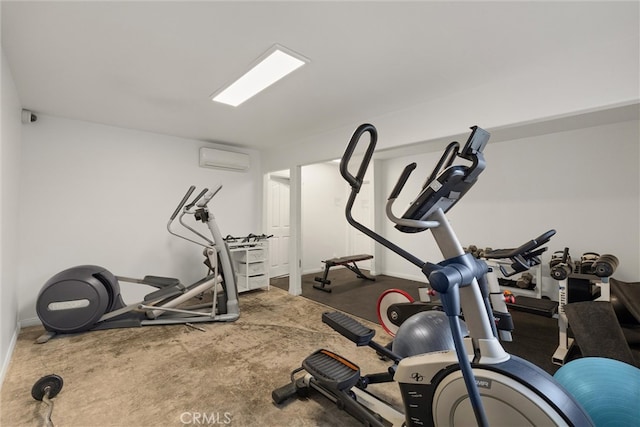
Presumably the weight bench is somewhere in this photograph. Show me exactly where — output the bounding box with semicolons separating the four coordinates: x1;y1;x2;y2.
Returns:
313;254;374;292
564;301;637;366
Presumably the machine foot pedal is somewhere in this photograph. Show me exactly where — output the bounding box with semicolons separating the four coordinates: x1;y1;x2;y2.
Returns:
322;311;375;346
142;275;181;288
303;349;360;391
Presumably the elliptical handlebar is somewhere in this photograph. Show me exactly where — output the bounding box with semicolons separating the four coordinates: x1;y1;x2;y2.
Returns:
506;229;556;259
340;124;428;270
422;141;460;190
389;162;417;200
170;186;196;220
167;185;222;248
391;126;489;234
186;188;209;210
386;162;442;231
340;123;377;192
197;185;223;208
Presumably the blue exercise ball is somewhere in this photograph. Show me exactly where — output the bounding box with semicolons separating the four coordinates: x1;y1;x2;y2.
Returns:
392;310;467;358
554;357;640;427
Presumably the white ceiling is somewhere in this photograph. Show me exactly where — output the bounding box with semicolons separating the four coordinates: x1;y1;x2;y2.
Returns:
2;1;639;151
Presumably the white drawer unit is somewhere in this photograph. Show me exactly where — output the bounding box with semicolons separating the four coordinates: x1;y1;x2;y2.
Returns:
228;239;269;293
237;274;269;290
234;249;266;263
236;262;266;276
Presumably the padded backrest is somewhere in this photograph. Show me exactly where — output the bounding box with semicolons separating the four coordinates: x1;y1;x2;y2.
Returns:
564;301;637;367
610;278;640;323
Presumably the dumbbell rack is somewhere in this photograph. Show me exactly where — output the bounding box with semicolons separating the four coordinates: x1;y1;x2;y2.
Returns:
552;273;609;365
228;240;270;293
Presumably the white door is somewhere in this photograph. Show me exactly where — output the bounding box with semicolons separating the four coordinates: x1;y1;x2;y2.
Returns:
268;174;290;278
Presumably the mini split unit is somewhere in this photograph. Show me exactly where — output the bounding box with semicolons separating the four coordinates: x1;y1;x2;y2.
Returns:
199;147;250;172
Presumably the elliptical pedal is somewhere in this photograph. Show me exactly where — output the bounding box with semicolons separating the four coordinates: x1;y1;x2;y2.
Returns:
322;311;375;346
302;349;361;391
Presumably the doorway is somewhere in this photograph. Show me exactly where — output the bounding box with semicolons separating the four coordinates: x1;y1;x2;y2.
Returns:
266;171;290;279
301;161;374;275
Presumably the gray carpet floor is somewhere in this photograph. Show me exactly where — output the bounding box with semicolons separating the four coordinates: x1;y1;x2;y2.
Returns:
4;272;638;426
1;287;398;427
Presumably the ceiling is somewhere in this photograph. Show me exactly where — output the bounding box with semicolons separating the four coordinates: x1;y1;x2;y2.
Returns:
2;1;638;151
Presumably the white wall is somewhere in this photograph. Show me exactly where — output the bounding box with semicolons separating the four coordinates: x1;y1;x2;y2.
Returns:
301;162;347;273
18;115;262;323
381;120;640;296
1;48;22;387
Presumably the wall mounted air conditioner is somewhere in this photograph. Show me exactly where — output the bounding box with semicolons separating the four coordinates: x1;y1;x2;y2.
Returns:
199;147;250;172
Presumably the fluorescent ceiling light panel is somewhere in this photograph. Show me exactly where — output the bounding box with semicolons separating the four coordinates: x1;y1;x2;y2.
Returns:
212;45;308;107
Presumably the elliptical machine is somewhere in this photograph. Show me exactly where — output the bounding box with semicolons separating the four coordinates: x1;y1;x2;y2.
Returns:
35;185;239;343
273;124;593;426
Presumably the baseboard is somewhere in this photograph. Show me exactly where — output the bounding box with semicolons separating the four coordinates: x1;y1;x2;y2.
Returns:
0;324;19;393
19;317;41;328
302;267;325;276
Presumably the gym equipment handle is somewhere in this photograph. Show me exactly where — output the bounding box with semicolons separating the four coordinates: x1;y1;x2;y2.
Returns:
186;188;209;209
423;141;459;189
484;229;556;260
197;185;223;208
340;123;377;192
515;229;556;255
341;124;428;270
170;186;196;220
388;163;417;200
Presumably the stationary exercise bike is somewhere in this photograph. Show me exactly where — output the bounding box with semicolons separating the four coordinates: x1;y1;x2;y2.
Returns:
273;124;593;426
35;185;239;343
377;229;555;340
